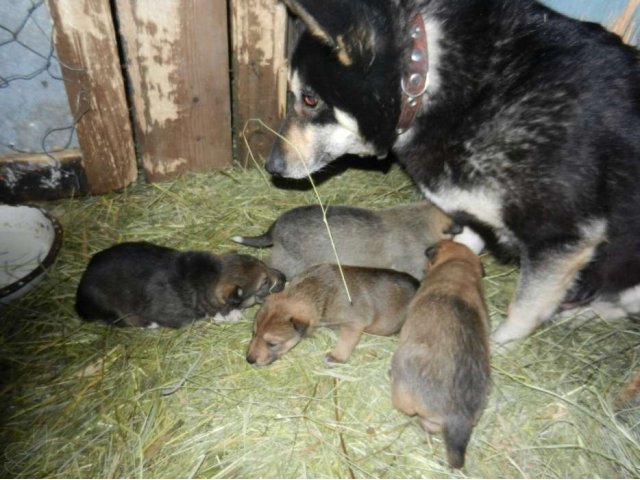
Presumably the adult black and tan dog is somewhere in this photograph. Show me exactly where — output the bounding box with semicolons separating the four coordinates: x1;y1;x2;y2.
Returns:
266;0;640;345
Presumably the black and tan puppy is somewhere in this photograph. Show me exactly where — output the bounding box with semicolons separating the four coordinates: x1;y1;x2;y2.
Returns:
76;241;286;328
246;263;419;366
390;240;490;469
233;202;477;280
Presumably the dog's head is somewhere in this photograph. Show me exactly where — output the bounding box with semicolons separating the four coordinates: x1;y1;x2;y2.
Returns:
246;292;315;366
266;0;402;178
425;240;484;279
215;253;286;315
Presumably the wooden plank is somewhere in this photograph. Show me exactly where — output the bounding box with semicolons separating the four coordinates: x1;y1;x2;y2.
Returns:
230;0;288;167
611;0;640;44
0;149;89;202
114;0;233;182
46;0;137;194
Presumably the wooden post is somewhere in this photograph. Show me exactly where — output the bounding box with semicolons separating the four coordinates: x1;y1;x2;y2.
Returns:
230;0;288;167
115;0;233;182
611;0;639;44
47;0;137;194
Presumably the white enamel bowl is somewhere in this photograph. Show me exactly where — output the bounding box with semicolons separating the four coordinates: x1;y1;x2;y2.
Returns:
0;205;63;304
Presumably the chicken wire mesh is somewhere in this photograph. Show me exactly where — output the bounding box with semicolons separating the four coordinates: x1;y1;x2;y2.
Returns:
0;0;81;157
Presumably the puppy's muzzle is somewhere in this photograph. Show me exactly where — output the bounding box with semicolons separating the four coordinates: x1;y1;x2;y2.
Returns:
246;350;275;367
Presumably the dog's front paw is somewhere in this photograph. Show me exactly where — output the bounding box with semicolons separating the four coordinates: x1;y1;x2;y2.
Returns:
491;320;531;354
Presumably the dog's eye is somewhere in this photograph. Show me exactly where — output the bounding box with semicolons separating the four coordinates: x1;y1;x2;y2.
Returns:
266;341;278;350
302;93;318;108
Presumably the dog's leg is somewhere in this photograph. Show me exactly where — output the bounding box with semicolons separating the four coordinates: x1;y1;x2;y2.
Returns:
493;221;606;345
326;327;364;363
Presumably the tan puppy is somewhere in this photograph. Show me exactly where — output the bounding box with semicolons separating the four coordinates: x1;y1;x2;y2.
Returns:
390;240;491;469
233;202;478;280
246;264;419;366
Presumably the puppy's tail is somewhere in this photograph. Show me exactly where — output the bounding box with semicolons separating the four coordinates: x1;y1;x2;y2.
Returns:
231;226;273;248
442;414;474;469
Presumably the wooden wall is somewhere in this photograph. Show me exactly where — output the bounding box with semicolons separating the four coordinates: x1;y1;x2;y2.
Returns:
115;0;233;183
229;0;288;167
1;0;638;201
46;0;137;195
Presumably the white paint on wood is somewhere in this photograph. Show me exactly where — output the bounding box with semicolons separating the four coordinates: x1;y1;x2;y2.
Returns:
143;156;187;176
116;2;182;132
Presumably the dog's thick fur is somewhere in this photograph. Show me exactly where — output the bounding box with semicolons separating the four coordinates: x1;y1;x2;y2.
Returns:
391;240;490;469
246;263;419;366
267;0;640;344
233;201;463;280
76;242;286;328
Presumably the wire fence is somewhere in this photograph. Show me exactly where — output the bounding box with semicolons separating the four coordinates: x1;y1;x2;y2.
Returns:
0;0;82;158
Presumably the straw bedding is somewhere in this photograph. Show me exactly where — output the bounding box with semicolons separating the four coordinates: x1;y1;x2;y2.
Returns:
1;163;638;478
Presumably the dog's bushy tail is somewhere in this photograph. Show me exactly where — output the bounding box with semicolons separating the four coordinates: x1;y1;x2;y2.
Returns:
442;414;473;469
231;225;273;248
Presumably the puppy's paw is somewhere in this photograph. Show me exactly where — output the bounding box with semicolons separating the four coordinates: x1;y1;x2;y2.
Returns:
213;309;244;323
324;352;347;364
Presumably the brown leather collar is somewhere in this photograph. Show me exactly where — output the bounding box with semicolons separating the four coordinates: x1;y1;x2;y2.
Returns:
396;12;429;134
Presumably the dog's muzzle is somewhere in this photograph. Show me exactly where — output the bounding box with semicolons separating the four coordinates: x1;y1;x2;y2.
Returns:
265;139;286;176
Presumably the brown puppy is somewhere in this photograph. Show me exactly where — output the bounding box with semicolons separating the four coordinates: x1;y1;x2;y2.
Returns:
390;240;490;469
246;263;419;366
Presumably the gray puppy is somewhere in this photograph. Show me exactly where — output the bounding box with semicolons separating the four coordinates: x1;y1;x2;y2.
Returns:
233;202;467;280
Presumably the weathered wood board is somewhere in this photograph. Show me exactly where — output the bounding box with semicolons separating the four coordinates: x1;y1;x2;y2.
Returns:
115;0;233;182
0;150;88;202
230;0;288;167
46;0;137;194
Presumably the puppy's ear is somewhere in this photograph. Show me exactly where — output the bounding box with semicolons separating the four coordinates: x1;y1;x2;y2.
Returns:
283;0;376;67
215;283;244;312
425;244;439;260
290;318;309;336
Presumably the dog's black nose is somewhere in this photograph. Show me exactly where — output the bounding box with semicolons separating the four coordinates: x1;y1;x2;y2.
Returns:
246;354;256;364
265;142;286;176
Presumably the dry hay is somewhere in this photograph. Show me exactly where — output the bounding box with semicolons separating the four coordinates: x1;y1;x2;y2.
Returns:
1;163;639;478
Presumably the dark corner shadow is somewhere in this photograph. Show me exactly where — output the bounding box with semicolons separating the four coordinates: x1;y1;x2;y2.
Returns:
269;154;396;191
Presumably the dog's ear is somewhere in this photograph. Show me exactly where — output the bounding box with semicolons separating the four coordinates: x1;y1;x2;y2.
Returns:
290;317;309;336
444;223;464;236
282;0;376;67
216;284;245;315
